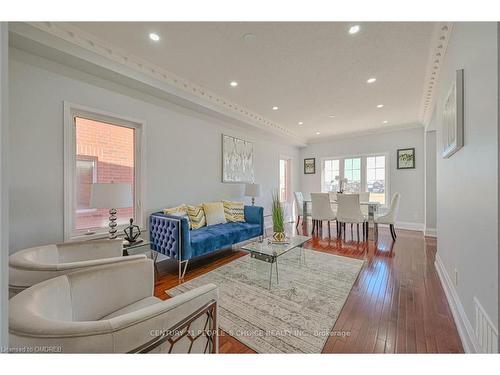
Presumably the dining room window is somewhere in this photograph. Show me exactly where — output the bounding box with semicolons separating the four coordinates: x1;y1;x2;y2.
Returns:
343;158;361;193
322;159;340;193
321;154;388;204
366;155;386;204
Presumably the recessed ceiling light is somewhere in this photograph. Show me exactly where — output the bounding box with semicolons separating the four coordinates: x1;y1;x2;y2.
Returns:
382;120;388;124
328;115;335;118
316;131;321;135
230;81;238;87
376;104;384;108
298;121;304;125
272;106;279;111
149;33;160;42
349;25;360;35
366;77;377;84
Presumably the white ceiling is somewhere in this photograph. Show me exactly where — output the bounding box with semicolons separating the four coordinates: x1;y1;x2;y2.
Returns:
70;22;436;141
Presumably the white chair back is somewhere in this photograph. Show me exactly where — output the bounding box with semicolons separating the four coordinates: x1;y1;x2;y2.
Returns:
310;193;336;221
336;194;365;223
359;192;370;202
384;193;400;223
328;191;337;202
294;191;304;215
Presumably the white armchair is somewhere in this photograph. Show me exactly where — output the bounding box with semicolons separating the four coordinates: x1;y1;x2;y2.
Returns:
310;193;337;237
9;239;138;297
336;193;368;242
375;193;401;241
9;256;219;353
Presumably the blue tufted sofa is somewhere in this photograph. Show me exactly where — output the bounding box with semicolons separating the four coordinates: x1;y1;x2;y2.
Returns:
149;205;264;279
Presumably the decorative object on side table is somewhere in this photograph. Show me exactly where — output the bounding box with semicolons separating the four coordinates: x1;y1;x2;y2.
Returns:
442;69;464;158
335;175;348;193
271;190;288;243
222;134;254;183
123;218;142;247
90;183;133;239
304;158;316;174
397;148;415;169
245;183;261;206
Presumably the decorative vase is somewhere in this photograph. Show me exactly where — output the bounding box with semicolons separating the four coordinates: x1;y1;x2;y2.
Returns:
273;231;286;242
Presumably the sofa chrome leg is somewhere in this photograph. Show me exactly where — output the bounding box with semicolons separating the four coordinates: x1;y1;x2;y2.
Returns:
179;260;189;281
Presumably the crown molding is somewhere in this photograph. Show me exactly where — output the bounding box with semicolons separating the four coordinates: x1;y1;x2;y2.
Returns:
420;22;454;126
11;22;307;146
305;122;424;144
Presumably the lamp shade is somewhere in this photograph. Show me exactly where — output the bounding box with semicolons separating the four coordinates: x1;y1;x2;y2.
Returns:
245;183;261;198
90;183;133;209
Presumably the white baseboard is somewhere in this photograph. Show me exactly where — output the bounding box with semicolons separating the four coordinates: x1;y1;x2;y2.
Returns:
424;227;437;237
377;221;424;232
434;254;480;353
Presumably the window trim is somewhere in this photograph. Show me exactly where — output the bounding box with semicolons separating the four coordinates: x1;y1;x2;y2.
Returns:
63;102;146;241
278;156;291;203
320;152;390;206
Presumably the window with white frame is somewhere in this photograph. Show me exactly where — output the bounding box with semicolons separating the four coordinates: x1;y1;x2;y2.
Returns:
64;104;143;239
366;155;386;204
279;158;291;202
322;159;340;193
321;154;387;204
343;157;361;193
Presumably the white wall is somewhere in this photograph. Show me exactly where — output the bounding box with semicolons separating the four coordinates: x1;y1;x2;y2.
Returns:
424;129;437;236
8;48;301;252
0;22;9;349
300;127;425;228
434;22;498;347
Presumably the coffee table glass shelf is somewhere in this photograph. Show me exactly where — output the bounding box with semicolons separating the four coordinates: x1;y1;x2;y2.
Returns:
241;235;311;289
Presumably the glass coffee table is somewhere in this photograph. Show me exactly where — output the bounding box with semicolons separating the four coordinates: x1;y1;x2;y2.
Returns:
241;235;311;289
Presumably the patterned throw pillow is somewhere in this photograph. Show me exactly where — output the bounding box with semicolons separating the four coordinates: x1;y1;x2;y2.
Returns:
222;200;245;222
163;204;188;217
187;204;207;230
202;202;227;226
163;204;190;227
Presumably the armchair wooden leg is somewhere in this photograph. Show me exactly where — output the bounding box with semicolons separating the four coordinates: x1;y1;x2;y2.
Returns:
357;223;360;242
375;223;379;242
296;216;300;229
328;221;331;238
390;224;397;241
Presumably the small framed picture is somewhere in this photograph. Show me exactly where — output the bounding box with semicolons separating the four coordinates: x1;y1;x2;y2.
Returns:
397;148;415;169
304;158;316;174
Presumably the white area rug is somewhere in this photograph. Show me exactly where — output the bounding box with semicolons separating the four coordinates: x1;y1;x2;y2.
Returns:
167;248;364;353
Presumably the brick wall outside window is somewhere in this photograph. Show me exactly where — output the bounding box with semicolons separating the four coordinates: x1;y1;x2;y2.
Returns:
75;117;135;230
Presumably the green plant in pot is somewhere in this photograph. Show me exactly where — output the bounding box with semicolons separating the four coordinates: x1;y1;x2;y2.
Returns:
271;190;286;242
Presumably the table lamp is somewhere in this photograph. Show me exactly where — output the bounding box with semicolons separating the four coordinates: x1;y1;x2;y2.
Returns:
90;183;133;239
245;183;261;206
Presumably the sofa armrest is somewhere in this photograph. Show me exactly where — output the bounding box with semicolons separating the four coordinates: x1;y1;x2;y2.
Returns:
149;213;191;261
109;284;219;353
244;205;264;236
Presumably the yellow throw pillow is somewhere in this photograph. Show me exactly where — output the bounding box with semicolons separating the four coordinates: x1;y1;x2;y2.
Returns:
222;200;245;222
163;204;188;216
187;204;207;230
202;202;227;226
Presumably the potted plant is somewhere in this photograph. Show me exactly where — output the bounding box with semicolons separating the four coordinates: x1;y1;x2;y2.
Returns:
271;190;286;242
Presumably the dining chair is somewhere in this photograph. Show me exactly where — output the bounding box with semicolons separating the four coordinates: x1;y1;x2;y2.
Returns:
328;191;337;202
359;192;370;217
374;193;401;242
310;193;337;238
294;191;305;228
336;193;368;242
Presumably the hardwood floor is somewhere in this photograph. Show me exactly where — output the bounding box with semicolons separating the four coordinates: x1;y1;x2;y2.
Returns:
153;222;464;353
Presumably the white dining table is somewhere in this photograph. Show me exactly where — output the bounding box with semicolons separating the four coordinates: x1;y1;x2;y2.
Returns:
301;197;381;239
